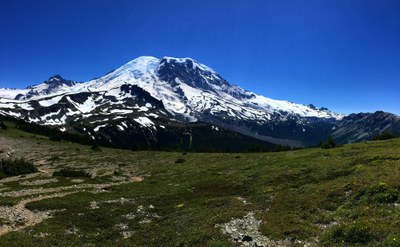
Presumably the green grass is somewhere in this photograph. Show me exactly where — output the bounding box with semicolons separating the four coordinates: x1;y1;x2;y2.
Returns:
0;125;400;246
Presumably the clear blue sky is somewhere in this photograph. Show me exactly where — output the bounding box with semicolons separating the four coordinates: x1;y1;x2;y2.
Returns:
1;0;399;115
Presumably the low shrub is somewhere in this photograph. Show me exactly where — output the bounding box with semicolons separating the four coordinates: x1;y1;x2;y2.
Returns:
48;156;60;161
0;158;38;179
354;183;399;204
175;158;186;164
381;233;400;247
52;168;91;178
113;169;122;176
323;222;373;244
91;144;101;152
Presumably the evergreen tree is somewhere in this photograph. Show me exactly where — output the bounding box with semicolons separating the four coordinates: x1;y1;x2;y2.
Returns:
328;137;336;148
0;122;7;130
320;137;336;149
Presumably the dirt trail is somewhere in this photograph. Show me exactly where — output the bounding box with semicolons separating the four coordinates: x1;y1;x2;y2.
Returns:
0;137;16;158
0;181;129;197
0;191;75;236
0;181;130;237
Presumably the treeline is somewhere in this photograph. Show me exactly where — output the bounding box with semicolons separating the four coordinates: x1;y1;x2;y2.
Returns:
0;122;7;130
0;115;295;153
0;115;93;145
371;132;398;141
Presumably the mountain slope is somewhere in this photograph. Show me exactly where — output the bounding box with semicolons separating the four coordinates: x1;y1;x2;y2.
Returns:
0;84;284;152
332;111;400;143
0;75;79;100
0;56;398;147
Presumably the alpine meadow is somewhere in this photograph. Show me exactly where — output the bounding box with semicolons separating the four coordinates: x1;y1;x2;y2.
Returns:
1;0;400;246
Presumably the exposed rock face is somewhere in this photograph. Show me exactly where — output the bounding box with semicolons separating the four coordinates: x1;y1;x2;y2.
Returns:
332;111;400;143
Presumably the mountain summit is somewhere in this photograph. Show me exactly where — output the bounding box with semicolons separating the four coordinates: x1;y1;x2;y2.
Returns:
0;56;398;149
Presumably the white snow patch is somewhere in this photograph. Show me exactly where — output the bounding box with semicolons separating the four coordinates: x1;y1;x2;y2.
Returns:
109;109;134;114
66;95;97;113
134;117;154;128
146;113;159;118
38;95;63;107
138;106;149;112
94;124;107;132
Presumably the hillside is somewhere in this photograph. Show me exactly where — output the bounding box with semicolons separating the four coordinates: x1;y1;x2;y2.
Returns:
0;121;400;246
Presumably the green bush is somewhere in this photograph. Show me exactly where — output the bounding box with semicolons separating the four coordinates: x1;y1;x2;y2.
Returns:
53;168;91;178
0;158;38;179
113;168;122;176
324;222;373;244
175;158;186;164
381;233;400;247
368;184;398;203
91;144;101;152
355;183;399;204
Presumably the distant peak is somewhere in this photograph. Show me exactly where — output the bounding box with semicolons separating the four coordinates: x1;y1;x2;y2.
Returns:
48;75;63;81
159;56;216;73
44;75;77;87
127;56;159;64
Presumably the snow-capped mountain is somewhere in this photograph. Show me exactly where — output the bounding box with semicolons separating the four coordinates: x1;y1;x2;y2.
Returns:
0;56;398;148
0;75;79;101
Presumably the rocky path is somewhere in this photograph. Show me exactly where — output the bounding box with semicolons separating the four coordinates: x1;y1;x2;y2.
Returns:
0;137;16;158
0;181;129;198
0;180;131;236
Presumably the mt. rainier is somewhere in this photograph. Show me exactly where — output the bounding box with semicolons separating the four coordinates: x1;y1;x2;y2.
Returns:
0;56;398;149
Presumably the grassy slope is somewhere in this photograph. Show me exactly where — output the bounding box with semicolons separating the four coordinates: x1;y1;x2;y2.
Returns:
0;123;400;246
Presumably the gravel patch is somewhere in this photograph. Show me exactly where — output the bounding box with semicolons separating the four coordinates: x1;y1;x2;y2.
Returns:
19;178;58;186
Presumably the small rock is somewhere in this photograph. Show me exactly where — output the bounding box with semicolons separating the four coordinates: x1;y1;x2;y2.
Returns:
139;218;152;224
122;231;134;238
242;235;253;242
115;223;128;230
90;201;99;209
123;213;136;220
